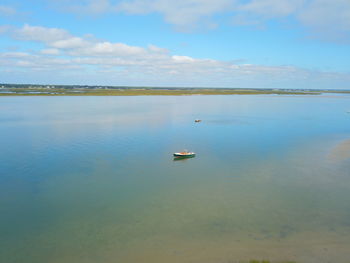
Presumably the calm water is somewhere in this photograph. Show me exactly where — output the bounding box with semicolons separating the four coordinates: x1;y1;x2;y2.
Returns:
1;95;350;263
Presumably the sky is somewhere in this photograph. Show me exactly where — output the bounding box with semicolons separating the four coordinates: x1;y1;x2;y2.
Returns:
0;0;350;89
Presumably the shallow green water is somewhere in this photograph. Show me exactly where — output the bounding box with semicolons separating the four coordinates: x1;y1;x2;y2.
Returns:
1;95;350;263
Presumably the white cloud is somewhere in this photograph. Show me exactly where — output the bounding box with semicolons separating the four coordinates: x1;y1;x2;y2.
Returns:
0;5;17;16
1;52;30;58
299;0;350;30
48;0;350;42
0;51;74;70
50;0;111;15
82;0;111;14
117;0;285;30
50;37;90;49
298;0;350;42
14;24;71;43
147;44;168;54
4;24;165;57
0;24;349;89
231;0;305;28
74;42;146;56
41;48;61;55
238;0;304;18
172;55;195;63
117;0;234;30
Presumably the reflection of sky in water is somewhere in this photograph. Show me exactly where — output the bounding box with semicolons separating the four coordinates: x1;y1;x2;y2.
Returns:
1;95;350;263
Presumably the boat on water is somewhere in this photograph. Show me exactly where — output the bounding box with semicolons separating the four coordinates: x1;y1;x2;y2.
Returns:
173;150;196;158
195;119;201;122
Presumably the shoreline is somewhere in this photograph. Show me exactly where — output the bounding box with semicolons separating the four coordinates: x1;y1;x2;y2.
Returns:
328;139;350;162
0;88;323;96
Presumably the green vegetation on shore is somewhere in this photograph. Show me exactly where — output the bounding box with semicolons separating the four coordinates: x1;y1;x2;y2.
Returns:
247;261;296;263
1;83;349;96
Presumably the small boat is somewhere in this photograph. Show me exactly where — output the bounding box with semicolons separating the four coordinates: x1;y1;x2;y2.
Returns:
173;150;196;158
195;119;201;122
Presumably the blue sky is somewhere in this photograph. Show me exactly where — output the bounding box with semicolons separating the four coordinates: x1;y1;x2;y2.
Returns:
0;0;350;89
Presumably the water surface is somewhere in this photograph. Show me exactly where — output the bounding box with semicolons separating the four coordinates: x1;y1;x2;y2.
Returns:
1;95;350;263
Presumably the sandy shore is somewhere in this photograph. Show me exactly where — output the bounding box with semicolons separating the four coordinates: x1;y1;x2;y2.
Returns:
328;139;350;162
